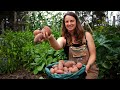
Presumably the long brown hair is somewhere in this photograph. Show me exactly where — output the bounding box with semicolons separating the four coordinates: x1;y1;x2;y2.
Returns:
61;12;85;45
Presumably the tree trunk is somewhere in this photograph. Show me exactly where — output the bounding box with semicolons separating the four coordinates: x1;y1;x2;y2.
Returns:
13;11;17;31
1;19;4;34
113;16;115;26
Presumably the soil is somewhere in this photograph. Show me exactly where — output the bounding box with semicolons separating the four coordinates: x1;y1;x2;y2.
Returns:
0;68;48;79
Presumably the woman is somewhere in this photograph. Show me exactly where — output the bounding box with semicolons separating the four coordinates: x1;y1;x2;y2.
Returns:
34;12;99;79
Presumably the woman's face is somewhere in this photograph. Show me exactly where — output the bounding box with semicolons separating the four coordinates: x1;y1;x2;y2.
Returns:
64;15;76;32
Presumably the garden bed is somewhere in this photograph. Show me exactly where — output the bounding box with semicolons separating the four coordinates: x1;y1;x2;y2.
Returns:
0;68;47;79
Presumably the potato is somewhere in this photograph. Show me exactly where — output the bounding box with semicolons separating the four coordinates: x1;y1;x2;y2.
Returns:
34;33;44;43
63;67;68;72
58;62;63;70
59;60;65;64
42;26;51;36
56;70;64;74
64;61;70;67
64;71;68;74
68;67;73;72
71;66;78;73
50;68;55;74
52;64;58;68
54;67;58;73
76;62;83;69
70;61;76;65
64;61;74;68
33;30;41;36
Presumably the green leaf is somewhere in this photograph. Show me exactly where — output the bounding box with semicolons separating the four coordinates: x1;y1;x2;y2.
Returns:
54;50;61;56
48;49;54;55
33;68;39;74
34;58;40;63
52;58;57;63
106;55;117;61
37;62;45;71
30;63;37;66
35;55;41;58
102;61;112;69
46;56;53;65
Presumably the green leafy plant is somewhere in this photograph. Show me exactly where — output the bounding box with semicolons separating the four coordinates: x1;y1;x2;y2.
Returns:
93;26;120;79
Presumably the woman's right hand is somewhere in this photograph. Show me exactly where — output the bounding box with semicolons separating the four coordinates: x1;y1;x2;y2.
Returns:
33;26;52;43
42;26;52;41
34;32;44;43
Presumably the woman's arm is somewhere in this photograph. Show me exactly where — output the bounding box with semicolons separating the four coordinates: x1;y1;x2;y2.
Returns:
48;34;66;50
33;26;66;50
85;32;96;72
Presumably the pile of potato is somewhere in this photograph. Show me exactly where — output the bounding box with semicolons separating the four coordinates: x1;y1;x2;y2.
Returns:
50;60;83;74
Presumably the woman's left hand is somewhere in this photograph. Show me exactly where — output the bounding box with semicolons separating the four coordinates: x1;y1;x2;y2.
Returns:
85;64;91;73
